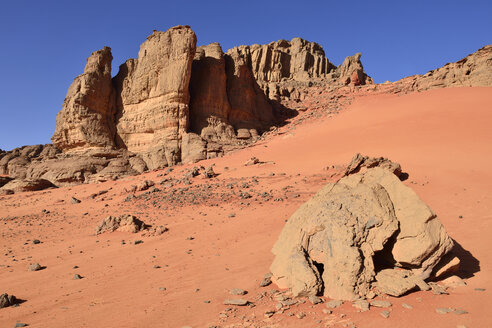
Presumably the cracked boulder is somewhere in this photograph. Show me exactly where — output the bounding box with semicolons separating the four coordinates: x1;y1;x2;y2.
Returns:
270;166;453;300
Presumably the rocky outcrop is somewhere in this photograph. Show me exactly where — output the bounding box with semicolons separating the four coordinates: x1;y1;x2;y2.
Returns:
270;165;453;300
113;26;197;169
333;53;373;86
375;44;492;94
51;47;116;151
413;44;492;90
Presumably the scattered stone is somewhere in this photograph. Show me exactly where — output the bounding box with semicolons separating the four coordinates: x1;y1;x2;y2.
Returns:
380;310;390;318
134;240;143;245
227;213;236;218
296;312;306;319
440;275;466;288
28;263;42;271
260;273;272;287
454;309;468;315
474;288;485;291
436;307;454;314
71;197;81;204
138;180;155;191
264;310;275;318
370;300;392;308
429;282;448;295
230;289;247;296
308;295;323;305
402;303;413;309
159;287;167;291
203;166;216;178
73;274;82;280
322;309;332;314
203;300;210;304
244;157;260;166
223;299;248;306
433;255;460;279
325;300;343;309
352;299;370;312
32;239;41;244
0;293;17;308
14;324;28;327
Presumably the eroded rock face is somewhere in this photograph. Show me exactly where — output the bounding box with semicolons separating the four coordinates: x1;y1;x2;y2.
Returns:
270;166;453;300
113;26;197;169
52;47;116;151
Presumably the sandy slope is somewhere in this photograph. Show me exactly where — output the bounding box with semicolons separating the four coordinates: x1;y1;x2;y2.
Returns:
1;87;491;328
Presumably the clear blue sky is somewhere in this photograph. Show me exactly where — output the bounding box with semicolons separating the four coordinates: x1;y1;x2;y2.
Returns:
0;0;490;150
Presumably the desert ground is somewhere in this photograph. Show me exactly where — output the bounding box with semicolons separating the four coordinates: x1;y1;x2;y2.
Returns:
1;86;491;327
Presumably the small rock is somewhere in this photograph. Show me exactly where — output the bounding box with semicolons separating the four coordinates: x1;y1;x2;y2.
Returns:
352;299;369;312
454;309;468;315
32;239;41;244
14;324;28;327
223;299;248;306
322;309;332;314
28;263;42;271
71;197;81;204
296;312;306;319
370;300;392;308
380;310;390;318
203;300;210;304
325;299;343;309
436;307;454;314
474;288;486;291
230;288;247;296
402;303;413;309
134;240;143;245
440;275;466;288
159;287;166;291
260;273;272;287
308;295;323;305
227;213;236;218
264;310;275;318
73;274;82;280
0;293;17;308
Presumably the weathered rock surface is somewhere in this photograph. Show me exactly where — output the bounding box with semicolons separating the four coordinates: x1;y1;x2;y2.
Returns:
113;26;197;169
270;165;453;300
52;47;116;151
95;215;147;234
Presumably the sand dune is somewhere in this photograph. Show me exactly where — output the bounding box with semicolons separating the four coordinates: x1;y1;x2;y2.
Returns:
1;86;491;327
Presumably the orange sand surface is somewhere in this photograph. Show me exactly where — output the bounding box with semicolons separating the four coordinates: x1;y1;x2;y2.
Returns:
1;87;491;327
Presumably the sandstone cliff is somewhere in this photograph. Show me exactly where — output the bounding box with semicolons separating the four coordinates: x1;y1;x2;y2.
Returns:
52;47;116;151
113;26;197;169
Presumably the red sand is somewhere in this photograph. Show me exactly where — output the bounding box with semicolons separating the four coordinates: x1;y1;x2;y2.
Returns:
1;87;491;327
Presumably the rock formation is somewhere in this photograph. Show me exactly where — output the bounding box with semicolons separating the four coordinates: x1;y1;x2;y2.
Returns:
1;26;489;194
95;215;147;234
113;26;197;169
52;47;116;151
270;162;454;300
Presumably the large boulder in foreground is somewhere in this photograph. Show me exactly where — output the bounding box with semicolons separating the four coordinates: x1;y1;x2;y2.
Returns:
270;166;453;300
